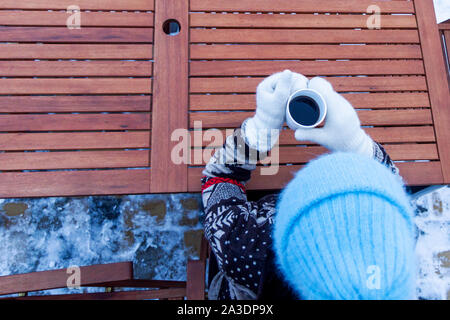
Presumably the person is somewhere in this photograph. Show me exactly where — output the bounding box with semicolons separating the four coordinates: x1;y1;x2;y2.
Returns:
201;70;416;300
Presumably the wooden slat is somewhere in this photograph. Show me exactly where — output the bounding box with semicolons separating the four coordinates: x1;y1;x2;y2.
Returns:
281;127;436;145
190;0;415;13
0;0;155;10
278;127;437;145
190;93;430;111
187;165;290;191
277;144;439;163
0;27;153;43
0;169;151;198
308;76;427;92
343;92;430;108
88;279;186;288
0;114;150;131
365;127;436;144
190;44;422;60
191;29;420;44
0;79;152;94
0;262;133;296
151;0;189;193
187;260;206;300
415;0;450;183
0;132;150;151
190;13;417;29
0;96;151;113
383;143;439;161
190;60;425;77
10;288;187;300
190;109;433;128
0;44;153;59
0;11;154;27
190;76;427;93
0;61;152;77
396;161;444;185
187;161;443;192
0;150;149;171
196;144;438;165
192;126;436;147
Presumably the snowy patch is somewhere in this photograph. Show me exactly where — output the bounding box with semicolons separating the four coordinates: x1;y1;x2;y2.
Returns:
413;186;450;300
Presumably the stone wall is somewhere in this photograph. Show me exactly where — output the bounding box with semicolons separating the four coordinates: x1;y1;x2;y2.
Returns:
0;193;203;282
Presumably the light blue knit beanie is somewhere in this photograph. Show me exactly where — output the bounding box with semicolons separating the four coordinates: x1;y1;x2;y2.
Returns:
274;152;416;300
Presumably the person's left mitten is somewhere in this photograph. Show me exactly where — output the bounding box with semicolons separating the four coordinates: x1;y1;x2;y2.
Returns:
242;70;293;152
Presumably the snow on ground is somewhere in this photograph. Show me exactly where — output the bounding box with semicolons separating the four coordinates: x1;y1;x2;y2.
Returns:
413;186;450;300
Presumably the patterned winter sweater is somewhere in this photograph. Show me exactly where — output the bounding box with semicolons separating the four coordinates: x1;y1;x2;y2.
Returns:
201;128;399;300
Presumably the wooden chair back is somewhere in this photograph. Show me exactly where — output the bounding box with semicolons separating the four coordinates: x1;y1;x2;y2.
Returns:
0;238;209;300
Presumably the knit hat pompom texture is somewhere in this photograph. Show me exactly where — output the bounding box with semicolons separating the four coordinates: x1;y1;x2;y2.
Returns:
274;152;416;300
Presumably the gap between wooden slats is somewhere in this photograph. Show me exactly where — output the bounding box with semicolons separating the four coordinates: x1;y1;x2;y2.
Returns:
0;0;155;11
187;162;444;191
0;169;151;198
189;109;433;128
190;13;417;29
190;76;427;93
190;44;422;60
190;61;425;77
190;93;430;110
0;11;154;27
189;0;415;14
0;27;153;43
0;44;153;59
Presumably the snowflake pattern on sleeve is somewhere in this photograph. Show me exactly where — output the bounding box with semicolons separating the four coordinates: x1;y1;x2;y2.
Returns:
373;142;399;175
202;178;277;299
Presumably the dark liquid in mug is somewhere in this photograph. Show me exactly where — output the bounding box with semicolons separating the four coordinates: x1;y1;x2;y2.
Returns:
289;96;320;126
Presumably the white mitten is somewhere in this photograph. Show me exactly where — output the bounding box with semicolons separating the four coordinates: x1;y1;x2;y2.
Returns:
243;70;293;152
294;77;374;157
290;72;309;94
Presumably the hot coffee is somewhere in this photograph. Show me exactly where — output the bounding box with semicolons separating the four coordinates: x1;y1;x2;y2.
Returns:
288;96;320;127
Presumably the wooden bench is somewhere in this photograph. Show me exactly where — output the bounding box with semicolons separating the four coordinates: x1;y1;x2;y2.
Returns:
0;0;449;198
0;237;208;300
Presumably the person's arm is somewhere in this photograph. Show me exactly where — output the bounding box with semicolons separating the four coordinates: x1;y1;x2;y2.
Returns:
373;142;399;175
202;70;307;299
201;128;276;299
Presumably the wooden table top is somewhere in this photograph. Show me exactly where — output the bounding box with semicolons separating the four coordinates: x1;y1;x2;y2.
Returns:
0;0;448;198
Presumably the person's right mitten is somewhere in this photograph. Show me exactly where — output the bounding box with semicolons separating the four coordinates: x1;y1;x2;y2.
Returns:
294;77;374;157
